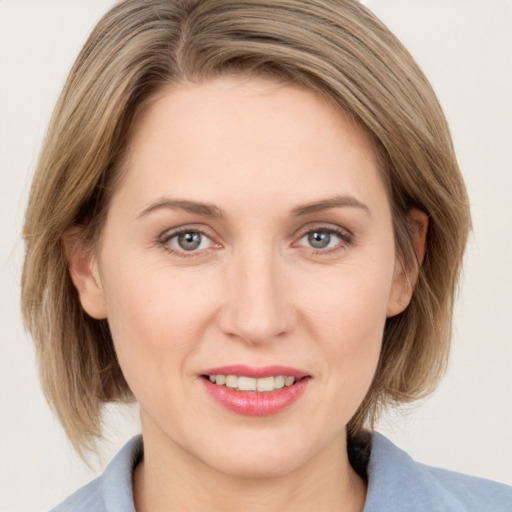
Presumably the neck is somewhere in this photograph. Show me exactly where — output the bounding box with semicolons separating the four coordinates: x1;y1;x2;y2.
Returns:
133;422;367;512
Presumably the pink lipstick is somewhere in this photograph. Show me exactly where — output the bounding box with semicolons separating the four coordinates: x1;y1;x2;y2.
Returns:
200;365;310;416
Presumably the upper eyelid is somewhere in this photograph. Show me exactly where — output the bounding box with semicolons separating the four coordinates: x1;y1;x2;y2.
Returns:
159;227;218;255
158;228;218;259
293;222;353;239
160;225;215;241
157;223;353;248
299;227;347;238
292;224;354;252
165;229;211;243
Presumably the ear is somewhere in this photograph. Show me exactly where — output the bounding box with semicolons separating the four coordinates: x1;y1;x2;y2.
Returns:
387;208;428;317
62;228;107;319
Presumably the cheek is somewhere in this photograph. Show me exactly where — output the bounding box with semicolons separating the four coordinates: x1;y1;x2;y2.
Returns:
98;254;218;385
323;285;387;387
301;260;393;342
296;259;393;394
325;289;388;423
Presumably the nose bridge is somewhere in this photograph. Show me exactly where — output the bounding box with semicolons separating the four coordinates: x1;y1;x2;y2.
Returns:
220;241;293;344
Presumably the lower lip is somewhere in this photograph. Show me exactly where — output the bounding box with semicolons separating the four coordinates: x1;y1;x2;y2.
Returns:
202;377;310;416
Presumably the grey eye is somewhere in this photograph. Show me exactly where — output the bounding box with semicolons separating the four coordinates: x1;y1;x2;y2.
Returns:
307;231;332;249
162;229;214;256
176;231;204;251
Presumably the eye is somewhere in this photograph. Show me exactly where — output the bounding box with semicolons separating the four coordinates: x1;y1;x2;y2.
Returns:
163;229;213;253
297;227;351;252
305;231;335;249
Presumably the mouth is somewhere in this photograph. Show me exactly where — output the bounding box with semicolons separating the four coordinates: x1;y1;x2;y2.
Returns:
200;365;311;416
202;374;303;392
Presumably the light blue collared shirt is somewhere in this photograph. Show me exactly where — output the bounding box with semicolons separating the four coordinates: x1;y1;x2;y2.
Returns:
51;433;512;511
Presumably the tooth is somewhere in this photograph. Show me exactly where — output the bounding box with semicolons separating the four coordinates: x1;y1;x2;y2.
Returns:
284;376;295;387
238;376;257;391
212;374;297;391
274;375;285;389
225;375;238;388
257;377;275;392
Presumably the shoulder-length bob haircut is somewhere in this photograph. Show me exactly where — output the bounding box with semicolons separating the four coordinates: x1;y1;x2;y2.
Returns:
22;0;470;455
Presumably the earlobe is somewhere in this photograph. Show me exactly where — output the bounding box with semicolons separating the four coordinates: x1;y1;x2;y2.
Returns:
386;259;412;317
387;208;428;317
62;228;107;319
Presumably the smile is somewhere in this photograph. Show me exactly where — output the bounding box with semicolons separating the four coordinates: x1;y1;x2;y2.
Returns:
200;365;311;416
207;374;296;392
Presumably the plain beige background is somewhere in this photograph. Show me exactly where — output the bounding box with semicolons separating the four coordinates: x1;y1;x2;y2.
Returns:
1;1;511;510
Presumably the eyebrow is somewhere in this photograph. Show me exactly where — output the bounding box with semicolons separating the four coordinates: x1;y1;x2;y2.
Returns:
137;194;370;219
137;199;224;219
291;195;370;216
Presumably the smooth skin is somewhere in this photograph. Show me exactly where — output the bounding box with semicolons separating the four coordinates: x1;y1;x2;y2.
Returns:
67;76;427;512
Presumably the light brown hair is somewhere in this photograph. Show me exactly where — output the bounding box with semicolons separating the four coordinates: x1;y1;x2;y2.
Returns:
22;0;471;455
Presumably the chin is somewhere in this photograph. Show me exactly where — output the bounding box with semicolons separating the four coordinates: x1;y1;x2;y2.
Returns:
193;426;339;480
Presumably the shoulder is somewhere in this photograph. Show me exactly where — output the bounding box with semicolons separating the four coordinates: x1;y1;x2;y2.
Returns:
50;436;142;512
50;476;105;512
364;432;512;512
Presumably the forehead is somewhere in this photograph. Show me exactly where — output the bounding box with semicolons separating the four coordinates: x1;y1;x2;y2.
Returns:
114;76;386;213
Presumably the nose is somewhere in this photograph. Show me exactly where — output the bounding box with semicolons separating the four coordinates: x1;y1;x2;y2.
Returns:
217;245;296;345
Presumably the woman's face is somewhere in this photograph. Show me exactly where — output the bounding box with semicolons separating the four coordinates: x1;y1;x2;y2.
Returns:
82;76;408;477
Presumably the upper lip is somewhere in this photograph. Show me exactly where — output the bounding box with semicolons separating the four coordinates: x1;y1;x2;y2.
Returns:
201;365;310;379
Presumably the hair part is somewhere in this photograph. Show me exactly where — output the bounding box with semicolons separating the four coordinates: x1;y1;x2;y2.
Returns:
22;0;470;456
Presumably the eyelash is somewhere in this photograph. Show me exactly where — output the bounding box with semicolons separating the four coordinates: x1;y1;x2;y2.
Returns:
158;225;353;259
295;226;353;256
159;227;216;259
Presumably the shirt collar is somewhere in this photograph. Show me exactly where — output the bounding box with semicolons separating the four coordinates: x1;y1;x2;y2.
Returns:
363;432;465;511
100;432;468;511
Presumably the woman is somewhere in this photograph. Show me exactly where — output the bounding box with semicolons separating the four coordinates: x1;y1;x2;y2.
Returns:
21;0;512;510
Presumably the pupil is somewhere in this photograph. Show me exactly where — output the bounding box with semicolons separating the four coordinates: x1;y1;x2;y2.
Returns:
308;231;330;249
178;232;201;250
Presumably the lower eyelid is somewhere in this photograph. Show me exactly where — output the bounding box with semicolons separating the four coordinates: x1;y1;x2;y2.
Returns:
158;226;351;257
159;229;215;254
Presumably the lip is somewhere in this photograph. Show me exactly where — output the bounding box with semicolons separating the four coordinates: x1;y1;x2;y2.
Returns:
201;365;310;379
200;365;311;416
